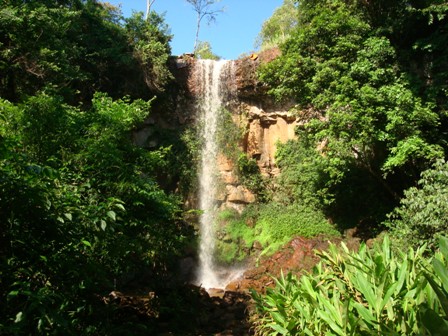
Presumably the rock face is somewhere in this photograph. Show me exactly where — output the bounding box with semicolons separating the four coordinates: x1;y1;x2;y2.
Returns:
241;104;297;177
133;49;297;211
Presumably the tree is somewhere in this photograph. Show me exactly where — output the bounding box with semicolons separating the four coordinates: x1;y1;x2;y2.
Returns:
258;0;446;229
125;11;173;92
145;0;156;20
194;40;220;60
185;0;224;52
255;0;298;50
385;160;448;251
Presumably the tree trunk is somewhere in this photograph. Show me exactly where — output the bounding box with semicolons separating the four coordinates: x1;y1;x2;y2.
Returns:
145;0;155;21
194;15;201;52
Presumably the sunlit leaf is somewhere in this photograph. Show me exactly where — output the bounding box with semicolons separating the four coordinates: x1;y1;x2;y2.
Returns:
107;210;116;221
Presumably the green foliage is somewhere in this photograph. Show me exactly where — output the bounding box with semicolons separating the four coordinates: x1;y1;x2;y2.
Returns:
124;11;173;92
216;109;266;196
274;139;328;208
236;153;265;198
216;108;244;161
386;159;448;251
422;236;448;334
194;40;220;60
258;0;448;234
0;1;186;334
252;235;445;335
214;203;339;263
255;0;298;50
254;203;340;256
0;93;186;334
0;1;173;102
214;209;253;264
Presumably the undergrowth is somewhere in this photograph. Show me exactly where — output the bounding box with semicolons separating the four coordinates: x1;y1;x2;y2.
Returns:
252;235;448;335
214;203;340;264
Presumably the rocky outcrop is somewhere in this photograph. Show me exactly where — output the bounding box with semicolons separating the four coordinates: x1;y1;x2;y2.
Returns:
241;104;297;177
133;49;298;211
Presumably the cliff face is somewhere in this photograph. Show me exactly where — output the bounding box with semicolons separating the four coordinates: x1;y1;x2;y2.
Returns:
134;49;298;211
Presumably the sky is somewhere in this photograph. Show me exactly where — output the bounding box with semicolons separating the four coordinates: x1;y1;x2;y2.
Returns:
108;0;284;60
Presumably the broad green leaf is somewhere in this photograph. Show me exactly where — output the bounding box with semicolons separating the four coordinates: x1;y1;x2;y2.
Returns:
439;236;448;260
100;220;107;231
302;276;317;301
8;290;19;298
81;240;92;247
423;272;448;318
269;322;288;335
321;294;343;326
433;258;448;293
64;213;72;221
107;210;116;221
318;308;345;335
352;302;375;325
271;311;286;325
15;312;23;323
394;258;408;296
115;203;125;211
352;272;377;311
380;282;397;312
420;308;448;335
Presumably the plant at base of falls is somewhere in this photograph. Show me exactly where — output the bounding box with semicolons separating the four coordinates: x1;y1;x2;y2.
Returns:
252;235;447;336
421;236;448;334
213;209;253;264
215;203;339;264
254;203;340;256
385;159;448;252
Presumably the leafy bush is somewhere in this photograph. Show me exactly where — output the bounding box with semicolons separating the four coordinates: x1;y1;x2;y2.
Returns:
385;159;448;251
214;203;339;263
421;236;448;334
0;94;185;334
252;235;445;335
274;139;328;208
255;203;339;255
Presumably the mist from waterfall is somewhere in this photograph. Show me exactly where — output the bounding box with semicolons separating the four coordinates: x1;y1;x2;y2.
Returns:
195;59;242;289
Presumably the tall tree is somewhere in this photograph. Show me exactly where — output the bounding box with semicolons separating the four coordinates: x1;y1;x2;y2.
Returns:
255;0;298;50
145;0;156;20
185;0;224;52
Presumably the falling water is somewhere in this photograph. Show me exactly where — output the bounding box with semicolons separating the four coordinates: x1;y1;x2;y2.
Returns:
195;59;239;289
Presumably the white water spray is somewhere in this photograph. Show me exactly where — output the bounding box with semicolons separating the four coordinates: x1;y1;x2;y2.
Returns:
195;59;242;289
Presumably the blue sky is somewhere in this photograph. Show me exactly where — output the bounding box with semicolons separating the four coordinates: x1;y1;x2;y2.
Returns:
107;0;284;59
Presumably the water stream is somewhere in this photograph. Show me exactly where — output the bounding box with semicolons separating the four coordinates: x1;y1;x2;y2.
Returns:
195;59;243;289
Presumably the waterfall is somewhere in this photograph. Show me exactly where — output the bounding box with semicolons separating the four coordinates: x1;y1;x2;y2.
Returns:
195;59;237;289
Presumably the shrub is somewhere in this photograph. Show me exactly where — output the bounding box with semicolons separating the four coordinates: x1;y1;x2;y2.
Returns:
214;203;339;264
252;235;445;335
255;203;340;255
385;159;448;251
